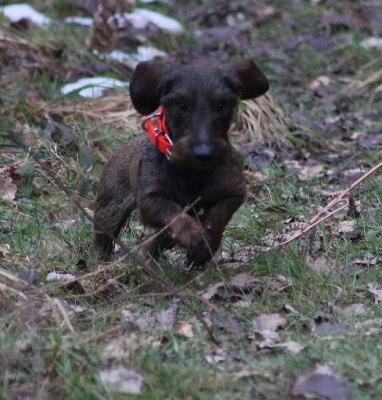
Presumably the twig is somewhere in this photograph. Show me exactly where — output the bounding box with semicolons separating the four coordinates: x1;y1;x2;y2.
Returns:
266;159;382;250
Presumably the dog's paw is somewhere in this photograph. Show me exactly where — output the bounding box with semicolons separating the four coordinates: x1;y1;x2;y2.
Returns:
171;216;213;266
185;233;212;268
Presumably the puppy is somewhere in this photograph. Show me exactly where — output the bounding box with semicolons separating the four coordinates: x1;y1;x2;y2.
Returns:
93;59;269;267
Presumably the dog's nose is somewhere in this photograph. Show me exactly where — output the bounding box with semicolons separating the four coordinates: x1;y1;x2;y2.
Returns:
192;144;215;160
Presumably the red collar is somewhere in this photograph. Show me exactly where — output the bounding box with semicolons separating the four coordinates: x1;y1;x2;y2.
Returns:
141;108;173;158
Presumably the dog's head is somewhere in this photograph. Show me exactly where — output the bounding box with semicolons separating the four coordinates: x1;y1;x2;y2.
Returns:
130;59;269;169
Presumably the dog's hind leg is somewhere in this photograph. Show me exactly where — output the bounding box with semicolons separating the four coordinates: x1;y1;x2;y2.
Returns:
93;192;136;261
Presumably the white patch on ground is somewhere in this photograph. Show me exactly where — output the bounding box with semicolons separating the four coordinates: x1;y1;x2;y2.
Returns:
65;16;93;26
100;366;143;394
109;46;167;63
115;8;184;33
361;38;382;50
0;4;52;26
61;77;127;98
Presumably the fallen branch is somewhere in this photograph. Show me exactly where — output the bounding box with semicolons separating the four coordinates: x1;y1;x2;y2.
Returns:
266;159;382;251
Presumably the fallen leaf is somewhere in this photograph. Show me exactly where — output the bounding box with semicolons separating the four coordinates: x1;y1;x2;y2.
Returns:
250;313;287;346
284;341;305;354
354;257;378;266
291;364;353;400
283;304;300;314
100;365;143;394
46;272;84;293
18;266;40;284
330;303;368;316
122;304;179;332
200;272;260;301
101;335;145;361
265;275;293;292
0;174;17;201
178;321;194;338
0;244;10;256
252;313;286;332
307;256;332;273
337;220;355;233
15;123;39;147
40;237;72;258
205;349;226;364
298;164;324;181
366;284;382;304
46;272;76;283
54;219;77;231
200;281;225;300
308;76;331;91
243;170;268;182
211;312;242;338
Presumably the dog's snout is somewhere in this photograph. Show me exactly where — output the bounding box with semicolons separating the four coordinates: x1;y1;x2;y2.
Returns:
192;143;215;160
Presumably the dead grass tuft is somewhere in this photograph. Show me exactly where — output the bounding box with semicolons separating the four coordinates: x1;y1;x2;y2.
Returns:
47;95;140;132
232;94;290;145
341;60;382;99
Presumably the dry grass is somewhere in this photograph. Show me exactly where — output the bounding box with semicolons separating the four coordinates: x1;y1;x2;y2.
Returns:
47;92;290;145
232;94;290;144
341;59;382;100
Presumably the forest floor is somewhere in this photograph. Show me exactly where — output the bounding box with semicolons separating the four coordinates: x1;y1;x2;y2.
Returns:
1;0;382;399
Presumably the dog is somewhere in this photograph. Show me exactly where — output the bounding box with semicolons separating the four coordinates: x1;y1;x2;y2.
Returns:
93;58;269;267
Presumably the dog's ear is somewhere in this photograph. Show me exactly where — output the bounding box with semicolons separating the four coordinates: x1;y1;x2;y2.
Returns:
233;59;269;100
129;61;167;115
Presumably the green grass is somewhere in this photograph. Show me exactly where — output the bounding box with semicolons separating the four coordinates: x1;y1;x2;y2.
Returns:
2;0;382;398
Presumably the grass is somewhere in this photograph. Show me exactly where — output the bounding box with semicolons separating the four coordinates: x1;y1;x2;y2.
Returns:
2;0;382;399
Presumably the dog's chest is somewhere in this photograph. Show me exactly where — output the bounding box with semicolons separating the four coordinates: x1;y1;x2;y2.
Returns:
167;167;214;206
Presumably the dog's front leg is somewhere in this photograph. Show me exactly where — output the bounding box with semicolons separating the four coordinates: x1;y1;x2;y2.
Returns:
202;194;246;257
137;191;211;264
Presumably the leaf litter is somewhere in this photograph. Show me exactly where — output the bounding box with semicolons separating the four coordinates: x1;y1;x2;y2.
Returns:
2;0;382;398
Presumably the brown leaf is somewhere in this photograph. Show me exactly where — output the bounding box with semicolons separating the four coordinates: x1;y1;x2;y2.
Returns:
200;281;225;300
200;272;260;301
291;364;353;400
211;312;242;338
178;321;194;338
308;76;331;92
15;122;40;147
243;170;268;182
0;171;17;201
122;304;179;332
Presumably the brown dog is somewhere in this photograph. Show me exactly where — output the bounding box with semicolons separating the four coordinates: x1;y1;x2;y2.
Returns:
93;59;269;267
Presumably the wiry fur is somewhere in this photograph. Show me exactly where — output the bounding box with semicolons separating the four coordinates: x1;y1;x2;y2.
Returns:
93;59;269;267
